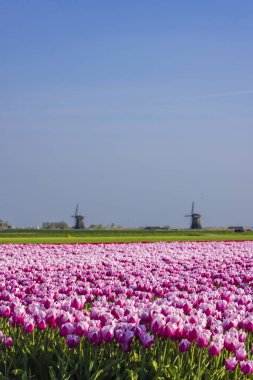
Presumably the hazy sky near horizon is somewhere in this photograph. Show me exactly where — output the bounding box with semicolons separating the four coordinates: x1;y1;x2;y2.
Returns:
1;1;253;228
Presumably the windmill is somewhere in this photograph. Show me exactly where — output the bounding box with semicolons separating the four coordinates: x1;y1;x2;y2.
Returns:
185;202;202;229
72;204;85;229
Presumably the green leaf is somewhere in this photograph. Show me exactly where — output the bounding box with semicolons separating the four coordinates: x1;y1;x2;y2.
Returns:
90;369;104;380
125;369;138;380
103;358;124;373
49;366;58;380
21;372;28;380
89;360;94;372
151;359;158;372
12;369;24;376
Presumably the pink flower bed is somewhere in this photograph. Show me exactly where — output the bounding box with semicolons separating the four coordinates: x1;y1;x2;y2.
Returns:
1;241;253;374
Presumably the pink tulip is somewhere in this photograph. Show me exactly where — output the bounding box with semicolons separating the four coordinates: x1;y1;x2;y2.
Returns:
183;302;192;315
66;334;80;348
76;321;89;336
224;335;238;353
225;357;237;371
221;291;230;302
135;325;147;338
139;333;154;348
60;323;75;337
24;321;35;333
184;325;199;343
235;346;247;361
101;326;114;343
87;326;101;346
243;318;253;332
120;330;135;345
179;339;190;353
46;310;57;329
37;319;47;330
43;298;52;309
208;342;223;356
71;297;84;310
13;306;25;326
151;317;165;335
238;331;246;343
4;337;13;347
216;300;227;313
162;322;178;340
0;305;11;318
240;360;253;374
139;311;151;324
196;330;211;348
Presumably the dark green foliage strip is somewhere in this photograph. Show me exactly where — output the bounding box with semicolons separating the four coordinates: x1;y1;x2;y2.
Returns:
0;321;251;379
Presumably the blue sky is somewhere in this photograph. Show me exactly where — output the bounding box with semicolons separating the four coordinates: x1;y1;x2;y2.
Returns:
1;1;253;228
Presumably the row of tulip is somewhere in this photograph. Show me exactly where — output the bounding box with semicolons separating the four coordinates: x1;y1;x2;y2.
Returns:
0;241;253;378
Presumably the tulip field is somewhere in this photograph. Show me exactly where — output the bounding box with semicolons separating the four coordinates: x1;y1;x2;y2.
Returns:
1;242;253;379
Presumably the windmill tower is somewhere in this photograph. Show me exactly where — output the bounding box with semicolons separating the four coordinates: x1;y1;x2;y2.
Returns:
72;204;85;229
185;202;202;229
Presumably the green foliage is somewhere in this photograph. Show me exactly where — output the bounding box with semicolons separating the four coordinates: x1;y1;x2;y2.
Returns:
0;323;251;379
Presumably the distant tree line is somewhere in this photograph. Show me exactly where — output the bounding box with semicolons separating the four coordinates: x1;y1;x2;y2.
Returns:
41;222;123;230
89;223;122;230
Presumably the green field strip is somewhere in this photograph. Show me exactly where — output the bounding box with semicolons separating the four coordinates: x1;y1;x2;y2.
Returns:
1;233;253;244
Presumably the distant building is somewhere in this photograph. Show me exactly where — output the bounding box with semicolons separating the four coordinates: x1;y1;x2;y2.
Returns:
228;226;245;232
